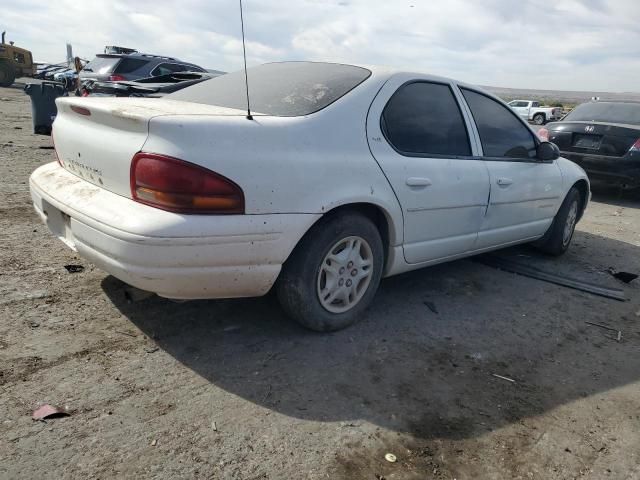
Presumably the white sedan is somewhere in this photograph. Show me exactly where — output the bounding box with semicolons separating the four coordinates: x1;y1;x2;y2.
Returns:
30;62;589;331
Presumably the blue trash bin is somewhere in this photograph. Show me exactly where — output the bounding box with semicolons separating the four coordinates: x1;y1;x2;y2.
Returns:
24;81;67;135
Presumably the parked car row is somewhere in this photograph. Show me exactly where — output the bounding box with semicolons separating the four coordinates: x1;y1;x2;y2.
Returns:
24;47;217;135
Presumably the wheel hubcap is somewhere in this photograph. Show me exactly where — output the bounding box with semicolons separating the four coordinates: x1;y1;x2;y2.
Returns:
317;236;374;314
563;200;578;245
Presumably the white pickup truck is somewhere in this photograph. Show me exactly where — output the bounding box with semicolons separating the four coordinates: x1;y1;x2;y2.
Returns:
508;100;563;125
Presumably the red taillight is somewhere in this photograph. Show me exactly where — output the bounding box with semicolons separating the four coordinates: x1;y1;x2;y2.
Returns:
630;138;640;153
130;153;244;214
70;105;91;116
537;127;550;142
108;74;125;82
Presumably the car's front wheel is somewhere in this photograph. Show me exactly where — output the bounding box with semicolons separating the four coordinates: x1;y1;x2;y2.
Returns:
533;187;581;256
277;212;384;332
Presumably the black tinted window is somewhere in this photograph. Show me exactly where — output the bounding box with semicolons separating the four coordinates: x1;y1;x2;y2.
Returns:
462;89;536;159
114;58;148;74
83;56;119;74
382;82;470;156
564;102;640;126
169;62;371;116
153;63;190;76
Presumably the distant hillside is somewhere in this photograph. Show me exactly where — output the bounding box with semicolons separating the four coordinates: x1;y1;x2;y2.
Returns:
483;85;640;107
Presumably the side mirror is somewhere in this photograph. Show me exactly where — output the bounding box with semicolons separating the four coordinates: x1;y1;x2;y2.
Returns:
537;141;560;161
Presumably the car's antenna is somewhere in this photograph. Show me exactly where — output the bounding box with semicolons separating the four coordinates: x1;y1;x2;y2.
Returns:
239;0;253;120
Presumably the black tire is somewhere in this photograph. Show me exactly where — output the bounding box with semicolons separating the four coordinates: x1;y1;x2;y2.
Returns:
0;63;16;88
533;113;546;125
533;187;581;256
276;212;384;332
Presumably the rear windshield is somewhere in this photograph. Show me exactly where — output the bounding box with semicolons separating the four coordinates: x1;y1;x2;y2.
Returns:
169;62;371;116
114;57;148;74
83;56;120;75
564;102;640;126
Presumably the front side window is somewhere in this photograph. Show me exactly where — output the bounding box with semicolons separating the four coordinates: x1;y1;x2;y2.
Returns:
381;82;471;156
462;88;537;159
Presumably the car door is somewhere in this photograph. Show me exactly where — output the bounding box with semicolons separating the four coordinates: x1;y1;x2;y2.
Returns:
458;87;563;249
366;75;490;264
508;101;526;119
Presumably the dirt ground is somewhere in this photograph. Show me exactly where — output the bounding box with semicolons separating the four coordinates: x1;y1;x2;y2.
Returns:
1;85;640;480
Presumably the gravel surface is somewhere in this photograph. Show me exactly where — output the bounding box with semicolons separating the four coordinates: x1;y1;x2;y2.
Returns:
1;86;640;480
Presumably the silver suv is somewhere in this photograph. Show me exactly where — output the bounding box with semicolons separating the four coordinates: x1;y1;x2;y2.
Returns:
79;53;206;82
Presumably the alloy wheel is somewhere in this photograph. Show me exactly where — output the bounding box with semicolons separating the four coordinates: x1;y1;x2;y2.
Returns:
316;236;374;314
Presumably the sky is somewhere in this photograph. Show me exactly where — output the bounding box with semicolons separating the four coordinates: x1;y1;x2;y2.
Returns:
4;0;640;92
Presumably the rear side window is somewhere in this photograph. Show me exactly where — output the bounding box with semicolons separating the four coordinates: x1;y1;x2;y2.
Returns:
462;88;537;159
114;58;148;74
381;82;471;156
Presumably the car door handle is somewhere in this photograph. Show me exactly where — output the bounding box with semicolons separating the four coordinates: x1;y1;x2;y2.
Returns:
497;177;513;186
406;177;432;187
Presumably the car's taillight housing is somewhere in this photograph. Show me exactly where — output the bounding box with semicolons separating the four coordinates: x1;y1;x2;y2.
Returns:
108;74;126;81
537;127;550;142
130;153;244;214
630;138;640;153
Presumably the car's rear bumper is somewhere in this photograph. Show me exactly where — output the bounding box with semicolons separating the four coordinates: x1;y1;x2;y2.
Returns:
30;162;320;299
560;151;640;187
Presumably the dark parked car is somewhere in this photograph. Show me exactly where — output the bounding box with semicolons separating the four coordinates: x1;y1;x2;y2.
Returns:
79;52;206;82
81;71;217;97
542;102;640;188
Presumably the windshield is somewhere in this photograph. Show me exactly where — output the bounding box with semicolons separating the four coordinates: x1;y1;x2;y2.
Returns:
83;56;120;74
169;62;371;116
564;102;640;126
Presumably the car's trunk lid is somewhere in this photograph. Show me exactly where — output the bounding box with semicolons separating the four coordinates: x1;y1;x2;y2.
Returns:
547;121;640;158
53;97;247;198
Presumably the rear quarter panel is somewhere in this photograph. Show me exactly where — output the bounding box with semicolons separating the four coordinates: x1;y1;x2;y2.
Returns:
143;76;404;245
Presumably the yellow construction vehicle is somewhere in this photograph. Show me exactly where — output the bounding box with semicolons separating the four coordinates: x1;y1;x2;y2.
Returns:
0;31;36;87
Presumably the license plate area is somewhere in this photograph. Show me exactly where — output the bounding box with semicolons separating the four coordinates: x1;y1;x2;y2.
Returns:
573;134;602;150
42;199;77;251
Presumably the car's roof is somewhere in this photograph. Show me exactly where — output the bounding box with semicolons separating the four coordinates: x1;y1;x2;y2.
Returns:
94;53;196;64
354;63;498;100
262;61;471;88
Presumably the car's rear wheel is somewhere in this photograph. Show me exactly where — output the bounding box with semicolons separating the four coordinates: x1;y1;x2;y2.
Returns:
277;212;384;332
533;187;581;256
0;63;16;88
533;113;546;125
